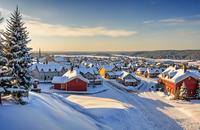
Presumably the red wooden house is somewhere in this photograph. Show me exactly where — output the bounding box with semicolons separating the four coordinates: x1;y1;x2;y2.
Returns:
158;66;200;98
52;69;89;91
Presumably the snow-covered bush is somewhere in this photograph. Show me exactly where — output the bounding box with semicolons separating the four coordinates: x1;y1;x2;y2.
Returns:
179;82;189;100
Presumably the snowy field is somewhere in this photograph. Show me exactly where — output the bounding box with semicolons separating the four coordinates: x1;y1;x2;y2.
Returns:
0;79;200;130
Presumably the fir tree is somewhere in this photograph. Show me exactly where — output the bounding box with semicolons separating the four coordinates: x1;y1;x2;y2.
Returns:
3;6;32;92
0;15;13;88
0;14;14;104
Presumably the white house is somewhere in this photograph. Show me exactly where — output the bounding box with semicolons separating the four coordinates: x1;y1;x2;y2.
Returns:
117;71;141;86
31;62;68;82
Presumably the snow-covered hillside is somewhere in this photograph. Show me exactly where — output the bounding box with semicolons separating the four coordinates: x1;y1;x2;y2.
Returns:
66;80;200;130
0;92;109;130
1;79;200;130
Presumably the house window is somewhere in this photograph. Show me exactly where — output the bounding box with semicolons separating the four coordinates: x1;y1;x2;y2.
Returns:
61;84;65;90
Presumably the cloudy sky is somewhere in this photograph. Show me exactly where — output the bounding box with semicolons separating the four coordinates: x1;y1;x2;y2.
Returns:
0;0;200;52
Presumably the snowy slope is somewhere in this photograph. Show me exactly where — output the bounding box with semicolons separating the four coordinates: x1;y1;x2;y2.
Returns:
1;79;200;130
66;82;181;130
0;92;110;130
66;81;200;130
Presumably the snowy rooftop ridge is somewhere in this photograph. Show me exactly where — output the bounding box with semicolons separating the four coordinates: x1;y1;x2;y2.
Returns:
118;71;140;81
78;66;98;75
31;62;64;72
52;68;89;84
136;67;147;72
101;65;115;71
159;66;200;84
146;68;162;74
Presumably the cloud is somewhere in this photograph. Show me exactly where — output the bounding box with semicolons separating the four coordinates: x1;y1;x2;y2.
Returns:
143;20;155;24
144;14;200;25
176;31;200;37
0;7;136;37
0;7;10;16
0;7;40;21
159;18;185;25
26;20;136;37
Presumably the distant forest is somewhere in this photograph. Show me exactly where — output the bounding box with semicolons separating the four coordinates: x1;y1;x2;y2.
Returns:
117;50;200;60
31;50;200;60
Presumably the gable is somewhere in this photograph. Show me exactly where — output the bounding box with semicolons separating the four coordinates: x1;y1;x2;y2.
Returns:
124;74;135;80
83;72;95;79
67;77;88;85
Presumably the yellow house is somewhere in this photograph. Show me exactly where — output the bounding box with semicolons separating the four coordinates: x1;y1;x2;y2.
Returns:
98;65;115;78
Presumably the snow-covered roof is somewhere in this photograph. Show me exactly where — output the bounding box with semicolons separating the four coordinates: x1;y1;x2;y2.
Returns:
107;71;122;76
0;87;4;93
147;68;162;74
159;66;200;84
115;71;123;76
124;79;137;83
54;56;68;62
107;72;116;76
63;69;79;78
136;67;147;72
101;65;115;71
31;62;64;72
52;76;68;84
79;67;98;75
119;71;140;81
119;71;130;79
52;69;89;84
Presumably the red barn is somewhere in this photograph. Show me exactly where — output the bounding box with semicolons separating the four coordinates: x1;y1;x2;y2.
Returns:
158;66;200;98
52;69;89;91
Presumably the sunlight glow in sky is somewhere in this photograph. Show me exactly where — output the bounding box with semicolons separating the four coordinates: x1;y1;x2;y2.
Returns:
0;0;200;51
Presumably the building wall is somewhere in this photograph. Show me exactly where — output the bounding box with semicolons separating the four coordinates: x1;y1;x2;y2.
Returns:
99;68;106;78
32;69;65;81
66;78;87;91
176;77;198;97
54;84;62;90
159;78;176;95
159;76;199;97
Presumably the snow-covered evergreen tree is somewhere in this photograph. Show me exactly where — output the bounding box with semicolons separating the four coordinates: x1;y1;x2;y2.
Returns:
3;6;32;92
0;14;13;93
179;82;188;100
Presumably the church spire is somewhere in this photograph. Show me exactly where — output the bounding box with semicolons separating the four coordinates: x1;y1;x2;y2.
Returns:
39;48;41;58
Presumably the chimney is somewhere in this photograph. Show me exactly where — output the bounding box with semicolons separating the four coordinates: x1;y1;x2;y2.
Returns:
173;64;178;70
45;58;48;64
183;64;187;73
70;66;74;72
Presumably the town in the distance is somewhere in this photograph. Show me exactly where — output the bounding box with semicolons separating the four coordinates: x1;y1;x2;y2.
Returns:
0;1;200;130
